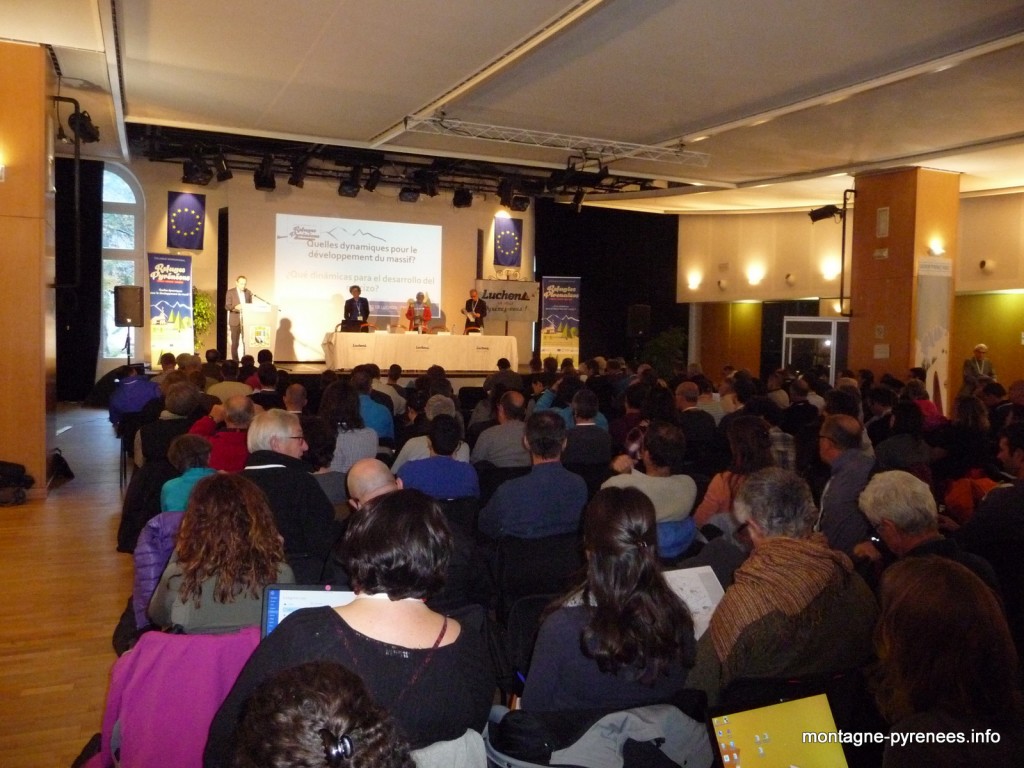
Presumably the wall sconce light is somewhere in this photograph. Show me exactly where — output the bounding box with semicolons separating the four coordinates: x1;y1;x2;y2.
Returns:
927;244;946;257
785;273;796;286
746;266;765;286
821;259;841;281
717;279;727;291
0;163;5;182
980;259;996;273
687;274;702;290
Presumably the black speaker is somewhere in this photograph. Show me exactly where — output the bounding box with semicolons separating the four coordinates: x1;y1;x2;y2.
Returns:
626;304;651;338
114;285;145;328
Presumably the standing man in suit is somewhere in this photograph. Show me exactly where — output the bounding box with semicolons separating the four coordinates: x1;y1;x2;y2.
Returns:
961;342;995;396
463;288;487;333
225;275;252;360
342;284;370;331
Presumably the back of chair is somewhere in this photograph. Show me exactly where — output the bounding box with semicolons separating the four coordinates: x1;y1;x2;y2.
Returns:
495;533;583;620
94;627;260;768
475;462;531;506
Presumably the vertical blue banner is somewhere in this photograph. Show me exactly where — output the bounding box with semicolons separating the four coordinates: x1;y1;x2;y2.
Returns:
493;216;523;267
148;253;194;365
540;276;581;365
167;191;206;250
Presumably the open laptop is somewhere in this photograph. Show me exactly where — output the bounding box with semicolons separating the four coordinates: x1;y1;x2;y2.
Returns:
708;693;849;768
261;584;356;637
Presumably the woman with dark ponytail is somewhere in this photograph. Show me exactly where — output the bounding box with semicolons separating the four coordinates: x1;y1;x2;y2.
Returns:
521;486;696;711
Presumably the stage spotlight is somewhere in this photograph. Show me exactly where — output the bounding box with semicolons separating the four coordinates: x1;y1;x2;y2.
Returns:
510;194;530;212
497;177;515;208
808;204;841;223
339;165;362;198
214;153;233;182
67;110;100;143
571;187;586;213
288;156;310;188
452;187;473;208
182;153;213;186
398;187;421;203
364;168;381;192
254;155;276;191
413;170;439;197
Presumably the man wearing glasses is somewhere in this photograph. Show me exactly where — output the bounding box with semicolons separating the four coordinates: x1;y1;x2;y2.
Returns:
814;414;874;557
242;409;340;582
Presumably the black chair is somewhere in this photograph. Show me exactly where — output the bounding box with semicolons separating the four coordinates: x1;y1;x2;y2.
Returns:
563;461;611;501
494;532;583;621
117;459;179;553
438;496;481;535
500;593;557;699
475;461;531;507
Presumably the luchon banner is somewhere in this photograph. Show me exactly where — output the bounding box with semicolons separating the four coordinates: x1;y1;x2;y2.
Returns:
540;276;581;365
475;279;539;324
148;253;194;365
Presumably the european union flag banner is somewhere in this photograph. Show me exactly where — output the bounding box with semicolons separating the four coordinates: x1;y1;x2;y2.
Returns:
493;216;523;267
167;191;206;250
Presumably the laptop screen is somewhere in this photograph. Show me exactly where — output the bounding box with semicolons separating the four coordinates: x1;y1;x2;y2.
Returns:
709;693;849;768
261;584;357;637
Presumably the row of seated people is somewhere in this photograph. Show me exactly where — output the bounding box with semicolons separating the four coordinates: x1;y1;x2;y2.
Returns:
91;458;1024;767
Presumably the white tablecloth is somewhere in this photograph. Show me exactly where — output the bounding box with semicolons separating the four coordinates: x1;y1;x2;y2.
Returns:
322;332;518;372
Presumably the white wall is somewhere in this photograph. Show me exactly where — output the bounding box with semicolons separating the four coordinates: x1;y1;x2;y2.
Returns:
127;161;535;365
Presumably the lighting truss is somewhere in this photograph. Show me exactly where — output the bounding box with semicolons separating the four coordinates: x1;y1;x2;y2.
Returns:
403;115;711;167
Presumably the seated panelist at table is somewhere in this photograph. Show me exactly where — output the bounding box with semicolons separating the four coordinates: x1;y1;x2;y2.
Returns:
406;292;431;332
340;284;370;332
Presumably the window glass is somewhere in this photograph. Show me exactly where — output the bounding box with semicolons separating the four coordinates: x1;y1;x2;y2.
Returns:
102;212;135;250
102;170;136;203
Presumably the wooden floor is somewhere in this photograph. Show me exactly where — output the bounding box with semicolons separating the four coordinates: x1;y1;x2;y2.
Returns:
0;405;132;768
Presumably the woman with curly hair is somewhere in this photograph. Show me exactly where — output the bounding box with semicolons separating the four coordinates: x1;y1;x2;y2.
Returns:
693;414;774;528
205;489;493;766
876;556;1024;766
149;473;294;633
235;661;414;768
522;486;696;711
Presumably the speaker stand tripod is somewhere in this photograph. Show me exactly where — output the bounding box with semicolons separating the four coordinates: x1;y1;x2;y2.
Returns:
121;329;133;367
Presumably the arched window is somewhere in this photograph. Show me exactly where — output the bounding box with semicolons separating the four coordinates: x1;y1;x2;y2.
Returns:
100;164;145;361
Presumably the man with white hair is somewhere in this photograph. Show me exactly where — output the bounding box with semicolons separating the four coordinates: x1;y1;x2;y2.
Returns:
857;470;999;590
961;342;995;396
686;468;877;706
242;409;339;582
389;394;469;473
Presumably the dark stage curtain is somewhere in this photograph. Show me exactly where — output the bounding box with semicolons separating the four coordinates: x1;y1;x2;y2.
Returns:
534;197;684;360
56;157;104;401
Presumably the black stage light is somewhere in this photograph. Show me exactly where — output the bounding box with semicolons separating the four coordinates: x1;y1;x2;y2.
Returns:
214;153;233;182
398;187;420;203
288;156;310;188
497;177;515;208
452;187;473;208
510;194;530;212
67;110;100;143
182;154;213;186
364;168;381;192
254;155;276;191
808;204;842;222
571;187;586;213
339;165;362;197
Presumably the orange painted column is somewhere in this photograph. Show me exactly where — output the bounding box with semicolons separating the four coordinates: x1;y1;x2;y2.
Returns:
0;41;55;493
848;168;959;413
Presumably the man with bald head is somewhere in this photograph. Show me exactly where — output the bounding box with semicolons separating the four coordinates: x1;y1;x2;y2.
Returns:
814;413;874;556
346;458;402;511
471;390;531;468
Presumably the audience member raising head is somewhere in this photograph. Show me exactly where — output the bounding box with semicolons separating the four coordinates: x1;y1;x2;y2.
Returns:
522;486;696;711
148;473;294;634
234;661;415;768
205;488;493;763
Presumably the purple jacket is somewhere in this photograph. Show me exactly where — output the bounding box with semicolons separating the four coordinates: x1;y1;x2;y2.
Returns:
132;511;183;628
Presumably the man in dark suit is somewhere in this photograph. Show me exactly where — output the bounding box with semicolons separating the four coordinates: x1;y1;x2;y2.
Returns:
225;275;252;360
342;284;370;331
463;288;487;333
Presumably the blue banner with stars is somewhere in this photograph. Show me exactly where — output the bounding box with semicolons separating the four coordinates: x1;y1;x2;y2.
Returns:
167;191;206;250
493;216;522;267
